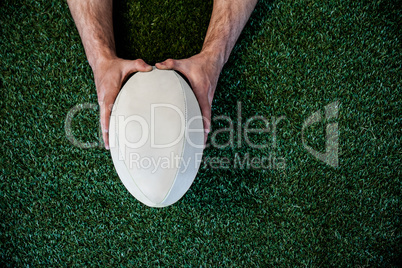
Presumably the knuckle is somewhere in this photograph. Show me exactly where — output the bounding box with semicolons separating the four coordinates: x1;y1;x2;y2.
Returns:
135;59;145;64
166;59;175;65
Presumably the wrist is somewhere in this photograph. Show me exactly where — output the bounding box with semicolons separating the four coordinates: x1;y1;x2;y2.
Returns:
88;49;117;71
199;48;226;73
90;53;117;75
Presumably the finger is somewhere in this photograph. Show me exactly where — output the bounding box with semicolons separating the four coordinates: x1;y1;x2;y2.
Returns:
195;94;211;133
155;59;184;72
102;128;109;150
99;100;114;150
155;59;173;70
202;112;211;135
202;113;211;146
203;106;212;146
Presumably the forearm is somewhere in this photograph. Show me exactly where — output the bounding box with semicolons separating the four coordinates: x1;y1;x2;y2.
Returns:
201;0;258;67
67;0;116;70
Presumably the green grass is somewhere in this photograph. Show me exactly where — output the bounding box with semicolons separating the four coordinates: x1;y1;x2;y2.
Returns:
1;0;401;266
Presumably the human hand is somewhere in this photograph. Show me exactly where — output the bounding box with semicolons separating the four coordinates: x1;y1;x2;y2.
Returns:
93;57;152;149
155;52;223;145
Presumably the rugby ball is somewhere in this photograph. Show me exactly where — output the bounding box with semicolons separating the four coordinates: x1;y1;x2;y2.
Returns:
109;68;204;207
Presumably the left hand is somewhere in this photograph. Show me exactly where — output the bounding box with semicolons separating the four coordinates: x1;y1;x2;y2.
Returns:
155;52;223;145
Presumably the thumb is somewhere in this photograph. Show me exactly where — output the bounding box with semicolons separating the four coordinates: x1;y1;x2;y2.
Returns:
123;59;153;74
156;59;183;72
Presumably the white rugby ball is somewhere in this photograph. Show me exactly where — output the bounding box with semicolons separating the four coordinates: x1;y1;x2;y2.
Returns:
109;68;204;207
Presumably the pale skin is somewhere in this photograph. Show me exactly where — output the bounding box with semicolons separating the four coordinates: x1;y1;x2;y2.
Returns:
67;0;258;149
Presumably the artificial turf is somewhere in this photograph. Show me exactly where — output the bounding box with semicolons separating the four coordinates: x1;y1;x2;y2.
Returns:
1;0;401;266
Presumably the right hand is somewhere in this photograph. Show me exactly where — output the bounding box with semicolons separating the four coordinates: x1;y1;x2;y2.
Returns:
92;57;152;149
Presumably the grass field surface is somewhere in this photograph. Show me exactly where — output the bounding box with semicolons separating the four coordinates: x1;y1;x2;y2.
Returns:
1;0;401;266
